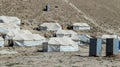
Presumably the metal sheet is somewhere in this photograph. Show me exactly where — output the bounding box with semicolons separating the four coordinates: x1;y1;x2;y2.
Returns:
106;38;119;56
89;38;102;56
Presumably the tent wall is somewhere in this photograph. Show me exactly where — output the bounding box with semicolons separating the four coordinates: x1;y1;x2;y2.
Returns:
56;34;72;37
48;45;60;52
73;26;90;30
13;40;45;46
0;41;4;47
60;45;79;51
73;40;81;45
47;45;79;52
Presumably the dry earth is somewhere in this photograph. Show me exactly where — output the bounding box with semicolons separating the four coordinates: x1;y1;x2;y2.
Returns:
0;0;120;67
0;46;119;67
0;46;120;67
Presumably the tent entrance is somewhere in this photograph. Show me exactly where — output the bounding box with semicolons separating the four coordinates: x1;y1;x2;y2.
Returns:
49;45;60;52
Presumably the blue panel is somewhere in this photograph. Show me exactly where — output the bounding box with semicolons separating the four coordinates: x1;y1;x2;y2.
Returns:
106;38;119;56
97;39;102;56
113;39;119;55
119;41;120;49
89;38;102;56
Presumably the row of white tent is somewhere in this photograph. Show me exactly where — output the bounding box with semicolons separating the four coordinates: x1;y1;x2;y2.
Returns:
0;30;46;47
0;29;118;52
0;16;119;52
40;22;90;31
0;16;47;47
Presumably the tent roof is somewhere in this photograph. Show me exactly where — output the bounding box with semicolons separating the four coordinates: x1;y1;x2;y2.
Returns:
0;23;20;34
0;23;19;29
0;16;21;25
6;30;32;38
40;22;61;30
73;23;90;27
71;34;91;40
13;34;46;41
71;35;80;40
48;37;76;46
101;34;118;39
56;30;77;35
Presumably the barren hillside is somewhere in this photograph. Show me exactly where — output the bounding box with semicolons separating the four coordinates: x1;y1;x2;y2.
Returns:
70;0;120;34
0;0;120;35
0;0;120;34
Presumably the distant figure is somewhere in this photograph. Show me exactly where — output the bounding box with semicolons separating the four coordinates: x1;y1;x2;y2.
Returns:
44;4;50;11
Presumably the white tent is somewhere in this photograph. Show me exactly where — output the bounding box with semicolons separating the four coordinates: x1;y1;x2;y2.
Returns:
43;37;79;52
101;34;118;43
0;23;20;34
101;35;118;39
0;16;21;25
71;35;81;45
0;37;4;47
5;30;32;40
73;23;90;30
13;34;46;46
40;22;62;31
55;30;77;37
71;34;91;45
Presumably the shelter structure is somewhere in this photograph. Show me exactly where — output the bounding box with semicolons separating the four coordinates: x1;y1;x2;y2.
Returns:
101;35;118;39
73;23;90;30
0;23;20;34
0;16;21;25
5;30;32;40
0;37;4;47
43;37;79;52
55;30;77;37
40;22;62;31
13;34;46;46
101;34;118;43
71;34;91;45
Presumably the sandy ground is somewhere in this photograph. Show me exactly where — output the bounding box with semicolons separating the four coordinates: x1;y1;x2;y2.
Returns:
0;46;119;67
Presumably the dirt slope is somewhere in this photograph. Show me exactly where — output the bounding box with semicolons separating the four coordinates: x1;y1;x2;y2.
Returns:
0;0;103;35
0;0;120;35
70;0;120;35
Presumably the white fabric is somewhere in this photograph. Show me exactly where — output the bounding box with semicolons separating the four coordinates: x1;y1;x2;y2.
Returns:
0;23;20;34
47;37;79;52
0;37;4;47
101;35;118;39
56;30;77;37
60;45;79;51
71;34;91;45
73;23;90;30
48;45;60;52
56;30;77;35
5;30;32;40
41;22;62;31
73;23;90;27
48;45;79;52
48;37;76;46
13;34;46;46
0;16;21;25
13;40;45;46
